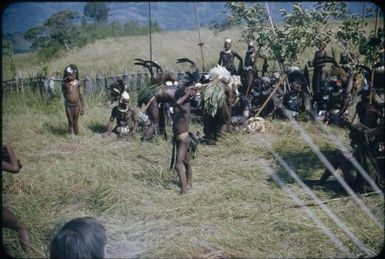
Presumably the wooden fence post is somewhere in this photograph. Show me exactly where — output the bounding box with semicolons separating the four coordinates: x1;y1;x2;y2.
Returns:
96;72;103;92
44;78;49;97
104;73;109;95
123;70;129;90
19;72;24;94
84;75;93;96
2;71;196;98
48;77;55;98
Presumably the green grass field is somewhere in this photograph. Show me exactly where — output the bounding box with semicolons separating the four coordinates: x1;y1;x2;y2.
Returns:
2;89;383;258
2;20;384;258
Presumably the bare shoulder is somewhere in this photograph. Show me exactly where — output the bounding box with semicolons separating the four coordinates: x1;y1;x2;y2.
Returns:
75;79;81;87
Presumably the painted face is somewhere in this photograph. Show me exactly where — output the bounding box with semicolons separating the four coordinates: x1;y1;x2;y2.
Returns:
65;66;77;80
121;99;129;107
224;41;231;50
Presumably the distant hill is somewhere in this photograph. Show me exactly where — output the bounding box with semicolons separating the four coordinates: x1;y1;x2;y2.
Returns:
2;2;229;34
2;2;376;53
3;2;375;34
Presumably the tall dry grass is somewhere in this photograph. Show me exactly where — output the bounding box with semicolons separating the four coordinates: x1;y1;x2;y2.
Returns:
2;88;384;258
5;28;243;80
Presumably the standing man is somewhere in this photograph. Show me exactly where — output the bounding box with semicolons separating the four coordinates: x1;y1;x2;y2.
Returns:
244;41;265;77
312;42;327;97
243;41;265;96
62;64;86;135
170;86;197;194
218;38;243;75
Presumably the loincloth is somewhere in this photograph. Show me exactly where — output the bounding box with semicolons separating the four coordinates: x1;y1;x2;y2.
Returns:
64;99;81;108
175;132;198;159
170;131;200;170
176;132;189;141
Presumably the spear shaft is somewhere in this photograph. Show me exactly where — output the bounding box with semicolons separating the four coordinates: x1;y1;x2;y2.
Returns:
149;2;153;62
265;2;290;92
369;7;380;104
194;3;206;72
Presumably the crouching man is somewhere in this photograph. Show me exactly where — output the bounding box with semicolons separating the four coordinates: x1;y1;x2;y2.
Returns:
319;123;385;193
103;91;137;138
230;91;250;131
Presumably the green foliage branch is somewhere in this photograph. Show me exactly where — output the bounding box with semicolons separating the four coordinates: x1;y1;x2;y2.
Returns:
225;2;383;69
199;79;226;117
2;39;17;79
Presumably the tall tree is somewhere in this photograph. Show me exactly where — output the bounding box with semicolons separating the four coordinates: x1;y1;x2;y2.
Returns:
224;2;378;67
84;2;109;23
24;10;80;60
44;10;80;50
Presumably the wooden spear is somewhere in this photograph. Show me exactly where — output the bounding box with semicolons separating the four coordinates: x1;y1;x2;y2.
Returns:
194;3;206;72
255;75;287;117
369;7;380;104
265;2;291;93
149;2;153;62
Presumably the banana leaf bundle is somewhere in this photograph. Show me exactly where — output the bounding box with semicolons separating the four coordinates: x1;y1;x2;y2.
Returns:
198;79;226;117
137;83;160;107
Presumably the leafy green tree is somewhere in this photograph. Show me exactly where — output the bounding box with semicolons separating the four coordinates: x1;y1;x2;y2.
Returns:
24;26;49;50
225;2;269;44
224;2;380;67
359;27;385;66
24;10;80;60
44;10;80;50
2;39;14;57
3;39;16;79
84;2;109;23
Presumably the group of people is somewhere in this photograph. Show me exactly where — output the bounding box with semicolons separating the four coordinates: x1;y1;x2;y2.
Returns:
310;41;385;191
60;37;384;194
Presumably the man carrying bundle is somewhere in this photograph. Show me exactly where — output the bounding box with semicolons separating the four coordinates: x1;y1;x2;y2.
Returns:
170;86;197;194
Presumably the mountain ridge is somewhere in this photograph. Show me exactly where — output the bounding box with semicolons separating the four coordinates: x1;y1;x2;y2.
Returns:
2;2;376;54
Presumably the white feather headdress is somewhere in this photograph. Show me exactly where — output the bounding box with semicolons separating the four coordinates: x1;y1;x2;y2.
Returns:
208;65;231;82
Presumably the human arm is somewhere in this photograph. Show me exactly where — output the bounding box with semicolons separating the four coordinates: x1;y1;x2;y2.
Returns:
232;50;243;62
102;110;115;138
79;82;86;115
2;144;22;173
218;51;223;65
176;88;196;113
128;109;138;134
232;50;244;74
103;120;114;137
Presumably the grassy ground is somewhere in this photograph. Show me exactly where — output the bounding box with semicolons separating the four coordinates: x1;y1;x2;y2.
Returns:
2;90;383;258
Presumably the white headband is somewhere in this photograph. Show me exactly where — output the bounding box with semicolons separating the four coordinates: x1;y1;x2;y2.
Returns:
121;91;130;101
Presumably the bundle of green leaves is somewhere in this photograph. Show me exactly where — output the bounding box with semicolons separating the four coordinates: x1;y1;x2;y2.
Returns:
137;83;160;107
199;79;226;117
